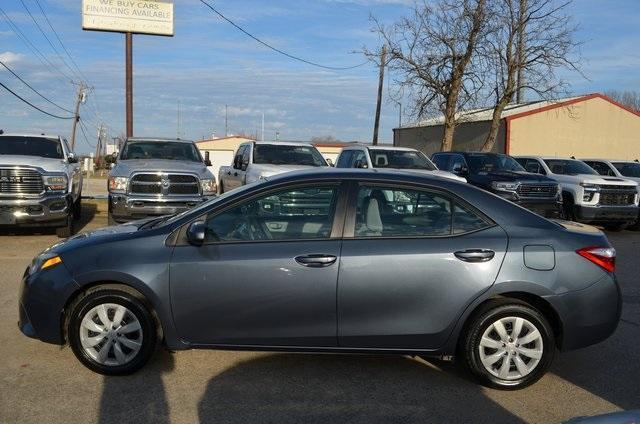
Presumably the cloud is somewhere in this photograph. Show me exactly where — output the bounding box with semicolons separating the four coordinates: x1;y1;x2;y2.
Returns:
0;51;24;64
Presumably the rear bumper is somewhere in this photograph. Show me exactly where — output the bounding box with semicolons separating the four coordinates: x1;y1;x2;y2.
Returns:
109;193;214;223
546;274;622;351
574;204;639;224
0;193;71;227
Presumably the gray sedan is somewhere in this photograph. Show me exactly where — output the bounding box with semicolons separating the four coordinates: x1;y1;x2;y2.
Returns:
19;169;620;389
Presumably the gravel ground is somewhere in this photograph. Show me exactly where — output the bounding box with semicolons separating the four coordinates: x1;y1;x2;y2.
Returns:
1;202;638;423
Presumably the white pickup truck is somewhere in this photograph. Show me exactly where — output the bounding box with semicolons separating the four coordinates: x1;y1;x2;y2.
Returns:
218;141;328;193
515;156;639;230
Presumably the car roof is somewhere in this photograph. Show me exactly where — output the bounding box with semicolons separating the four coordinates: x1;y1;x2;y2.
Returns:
0;133;61;139
126;137;194;144
581;158;639;163
250;141;315;147
342;145;417;152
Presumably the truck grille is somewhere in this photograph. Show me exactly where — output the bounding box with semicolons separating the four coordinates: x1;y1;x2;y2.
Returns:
0;168;44;195
129;173;200;196
599;192;636;206
517;183;557;198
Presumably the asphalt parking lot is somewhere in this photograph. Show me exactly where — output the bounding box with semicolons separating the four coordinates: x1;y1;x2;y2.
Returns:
1;200;638;423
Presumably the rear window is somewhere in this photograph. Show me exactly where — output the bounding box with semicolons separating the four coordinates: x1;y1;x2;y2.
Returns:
253;145;327;167
0;136;63;159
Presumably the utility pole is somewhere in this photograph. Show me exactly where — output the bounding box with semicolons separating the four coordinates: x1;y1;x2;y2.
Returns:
372;45;386;146
225;104;228;137
125;32;133;138
70;83;87;150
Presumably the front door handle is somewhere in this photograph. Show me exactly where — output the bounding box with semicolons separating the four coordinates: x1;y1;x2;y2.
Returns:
295;254;337;268
454;249;495;263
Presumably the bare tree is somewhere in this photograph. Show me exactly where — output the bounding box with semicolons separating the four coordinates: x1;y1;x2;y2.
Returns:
480;0;581;152
605;90;640;113
369;0;489;151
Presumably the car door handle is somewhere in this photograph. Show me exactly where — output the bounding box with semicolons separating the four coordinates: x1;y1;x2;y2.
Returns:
295;254;337;268
454;249;495;263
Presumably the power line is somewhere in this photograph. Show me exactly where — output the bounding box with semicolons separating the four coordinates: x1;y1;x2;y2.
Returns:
0;80;74;119
0;6;73;84
199;0;368;71
18;0;80;82
0;59;74;114
33;0;91;83
78;119;97;149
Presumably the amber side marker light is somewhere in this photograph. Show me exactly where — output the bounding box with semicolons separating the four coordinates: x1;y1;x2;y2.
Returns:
41;256;62;270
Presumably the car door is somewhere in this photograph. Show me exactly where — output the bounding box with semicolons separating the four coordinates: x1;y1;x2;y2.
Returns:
170;182;347;346
337;183;508;349
223;145;246;190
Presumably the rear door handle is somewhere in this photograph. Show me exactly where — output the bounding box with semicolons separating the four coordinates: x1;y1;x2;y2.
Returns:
295;254;337;268
454;249;495;263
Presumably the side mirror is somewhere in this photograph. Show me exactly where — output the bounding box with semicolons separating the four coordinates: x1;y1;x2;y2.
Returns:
67;153;78;164
204;159;212;167
186;222;206;246
325;158;334;167
111;153;118;163
354;159;368;169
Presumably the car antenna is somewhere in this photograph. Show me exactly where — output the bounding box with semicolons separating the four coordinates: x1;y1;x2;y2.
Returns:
635;159;639;163
570;156;576;159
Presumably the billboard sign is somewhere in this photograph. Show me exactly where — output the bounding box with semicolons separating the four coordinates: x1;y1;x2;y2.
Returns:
82;0;174;36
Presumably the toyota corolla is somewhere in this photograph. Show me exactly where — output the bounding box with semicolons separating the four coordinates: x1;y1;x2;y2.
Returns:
19;169;621;389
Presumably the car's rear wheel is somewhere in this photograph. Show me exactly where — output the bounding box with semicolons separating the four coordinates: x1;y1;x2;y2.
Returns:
67;288;157;375
462;301;554;390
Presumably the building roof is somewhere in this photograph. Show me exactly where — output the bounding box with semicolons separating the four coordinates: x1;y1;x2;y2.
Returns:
399;93;640;129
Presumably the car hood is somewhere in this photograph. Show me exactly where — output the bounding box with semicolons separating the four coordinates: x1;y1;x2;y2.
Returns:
111;159;213;178
0;155;68;173
398;168;467;182
250;164;324;177
479;170;554;183
573;174;638;186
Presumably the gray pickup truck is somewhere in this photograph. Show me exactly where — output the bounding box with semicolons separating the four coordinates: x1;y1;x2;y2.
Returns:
108;138;216;224
0;133;82;238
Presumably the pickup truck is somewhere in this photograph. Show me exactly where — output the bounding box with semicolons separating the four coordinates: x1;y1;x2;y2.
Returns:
218;141;328;193
108;138;217;224
516;156;639;230
432;151;562;218
0;133;82;238
335;144;466;182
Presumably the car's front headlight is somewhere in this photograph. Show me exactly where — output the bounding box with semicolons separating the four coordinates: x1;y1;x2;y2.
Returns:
44;175;68;192
201;179;217;195
108;176;129;193
491;181;519;191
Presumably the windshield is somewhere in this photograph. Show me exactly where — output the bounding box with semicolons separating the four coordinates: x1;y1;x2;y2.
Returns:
253;145;327;167
466;154;525;173
369;149;436;170
544;159;598;175
0;136;63;159
612;162;640;178
120;141;202;162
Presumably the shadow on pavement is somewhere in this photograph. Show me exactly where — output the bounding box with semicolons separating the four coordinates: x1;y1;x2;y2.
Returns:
98;349;175;424
198;354;521;424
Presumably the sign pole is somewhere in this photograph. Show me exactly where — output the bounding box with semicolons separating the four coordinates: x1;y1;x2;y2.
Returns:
125;32;133;138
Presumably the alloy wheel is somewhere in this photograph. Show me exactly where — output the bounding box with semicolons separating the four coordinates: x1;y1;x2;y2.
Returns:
478;316;543;381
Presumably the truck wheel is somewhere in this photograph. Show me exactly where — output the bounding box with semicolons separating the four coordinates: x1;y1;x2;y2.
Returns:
562;196;576;222
218;181;224;195
73;196;82;221
56;214;74;238
604;223;626;232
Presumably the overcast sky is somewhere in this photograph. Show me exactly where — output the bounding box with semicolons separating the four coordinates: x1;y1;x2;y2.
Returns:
1;0;639;154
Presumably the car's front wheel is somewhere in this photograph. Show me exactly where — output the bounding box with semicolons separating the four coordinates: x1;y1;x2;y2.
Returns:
462;301;555;390
67;287;157;375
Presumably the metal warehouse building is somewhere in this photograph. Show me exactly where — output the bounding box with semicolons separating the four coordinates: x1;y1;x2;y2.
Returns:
394;93;640;159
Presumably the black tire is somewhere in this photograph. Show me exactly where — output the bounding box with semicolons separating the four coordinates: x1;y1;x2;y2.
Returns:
461;300;555;390
562;195;576;222
73;196;82;221
604;223;626;232
56;214;74;238
218;181;225;195
67;287;157;375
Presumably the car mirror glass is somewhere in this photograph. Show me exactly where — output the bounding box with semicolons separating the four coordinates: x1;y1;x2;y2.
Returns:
186;222;206;246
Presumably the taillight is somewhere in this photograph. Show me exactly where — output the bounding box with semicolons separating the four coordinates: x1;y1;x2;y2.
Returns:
576;246;616;273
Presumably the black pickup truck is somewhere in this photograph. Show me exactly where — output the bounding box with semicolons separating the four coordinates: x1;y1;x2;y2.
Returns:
432;152;562;218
